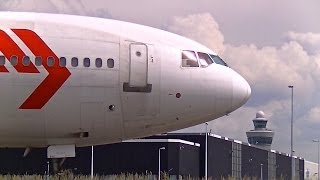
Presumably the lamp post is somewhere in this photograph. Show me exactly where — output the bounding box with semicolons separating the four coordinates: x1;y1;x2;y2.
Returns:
313;139;320;180
260;164;263;180
288;85;294;180
91;146;94;179
47;161;50;180
158;147;165;180
205;122;208;180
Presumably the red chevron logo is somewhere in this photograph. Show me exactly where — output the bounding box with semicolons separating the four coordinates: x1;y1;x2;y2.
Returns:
0;30;39;73
0;29;71;109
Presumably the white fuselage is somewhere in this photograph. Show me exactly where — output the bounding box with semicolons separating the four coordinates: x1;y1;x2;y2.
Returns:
0;12;251;147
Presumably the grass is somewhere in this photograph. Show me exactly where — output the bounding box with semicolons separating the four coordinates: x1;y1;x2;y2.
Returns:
0;172;290;180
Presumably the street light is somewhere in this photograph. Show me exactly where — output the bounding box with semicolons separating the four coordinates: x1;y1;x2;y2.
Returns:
313;139;320;180
260;164;263;180
91;146;94;179
288;85;294;180
158;147;165;180
205;122;208;180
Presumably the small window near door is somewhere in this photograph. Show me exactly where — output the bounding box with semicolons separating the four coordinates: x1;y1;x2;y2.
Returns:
10;56;18;66
107;58;114;68
35;56;42;66
83;58;90;67
0;56;5;65
47;56;54;67
71;57;78;67
182;50;199;67
95;58;102;68
22;56;30;66
59;57;66;67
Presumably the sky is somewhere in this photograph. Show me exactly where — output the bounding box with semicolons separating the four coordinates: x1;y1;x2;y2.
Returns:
1;0;320;162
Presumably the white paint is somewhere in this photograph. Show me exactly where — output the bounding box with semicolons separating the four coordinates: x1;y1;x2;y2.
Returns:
47;145;75;158
123;139;200;147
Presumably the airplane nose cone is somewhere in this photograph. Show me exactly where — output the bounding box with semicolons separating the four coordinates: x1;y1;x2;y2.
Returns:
231;73;251;110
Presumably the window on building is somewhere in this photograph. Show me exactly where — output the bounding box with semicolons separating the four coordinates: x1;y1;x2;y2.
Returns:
35;56;42;66
107;58;114;68
232;142;242;179
198;52;214;67
182;50;199;67
10;56;18;66
95;58;102;68
71;57;78;67
248;137;273;145
47;57;54;67
0;55;5;65
83;58;90;67
22;56;30;66
253;120;267;129
59;57;66;67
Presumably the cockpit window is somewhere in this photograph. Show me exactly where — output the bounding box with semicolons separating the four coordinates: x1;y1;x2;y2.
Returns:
182;50;199;67
209;54;228;67
197;52;214;67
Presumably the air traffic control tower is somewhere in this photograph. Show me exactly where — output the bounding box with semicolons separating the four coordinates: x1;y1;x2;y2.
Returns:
246;111;274;150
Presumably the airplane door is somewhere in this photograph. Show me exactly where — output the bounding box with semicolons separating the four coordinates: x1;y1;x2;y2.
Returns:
120;40;160;136
123;43;152;92
129;43;147;87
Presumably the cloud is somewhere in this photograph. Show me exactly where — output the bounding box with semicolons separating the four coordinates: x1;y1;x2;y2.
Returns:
0;0;112;18
287;31;320;46
286;31;320;54
166;13;225;54
303;107;320;124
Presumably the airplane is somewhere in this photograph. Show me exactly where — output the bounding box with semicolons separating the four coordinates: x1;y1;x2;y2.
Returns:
0;12;251;157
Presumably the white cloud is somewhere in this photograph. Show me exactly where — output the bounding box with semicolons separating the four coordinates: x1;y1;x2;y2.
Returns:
303;107;320;124
0;0;112;18
224;41;317;103
287;31;320;46
166;13;225;54
286;31;320;55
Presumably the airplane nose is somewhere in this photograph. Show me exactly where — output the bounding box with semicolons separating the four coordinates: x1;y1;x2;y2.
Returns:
231;72;251;110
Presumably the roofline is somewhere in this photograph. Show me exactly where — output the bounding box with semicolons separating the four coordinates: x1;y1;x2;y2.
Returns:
161;133;304;159
123;139;200;147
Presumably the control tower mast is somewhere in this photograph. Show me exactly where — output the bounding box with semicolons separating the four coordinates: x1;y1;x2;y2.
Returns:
246;111;274;150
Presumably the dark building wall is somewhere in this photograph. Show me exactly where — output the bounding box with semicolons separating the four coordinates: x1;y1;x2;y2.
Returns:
90;143;168;175
208;137;232;179
0;134;305;179
167;143;179;175
276;154;291;179
62;147;91;175
0;148;47;175
150;134;233;179
178;143;199;177
62;142;199;177
149;134;206;177
241;145;268;179
299;159;304;180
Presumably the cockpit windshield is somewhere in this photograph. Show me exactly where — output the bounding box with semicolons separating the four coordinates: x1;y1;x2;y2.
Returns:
209;54;228;67
197;52;214;67
181;50;228;68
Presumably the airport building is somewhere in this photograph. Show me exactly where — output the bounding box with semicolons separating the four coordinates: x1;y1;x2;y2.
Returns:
0;133;306;179
304;161;319;180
